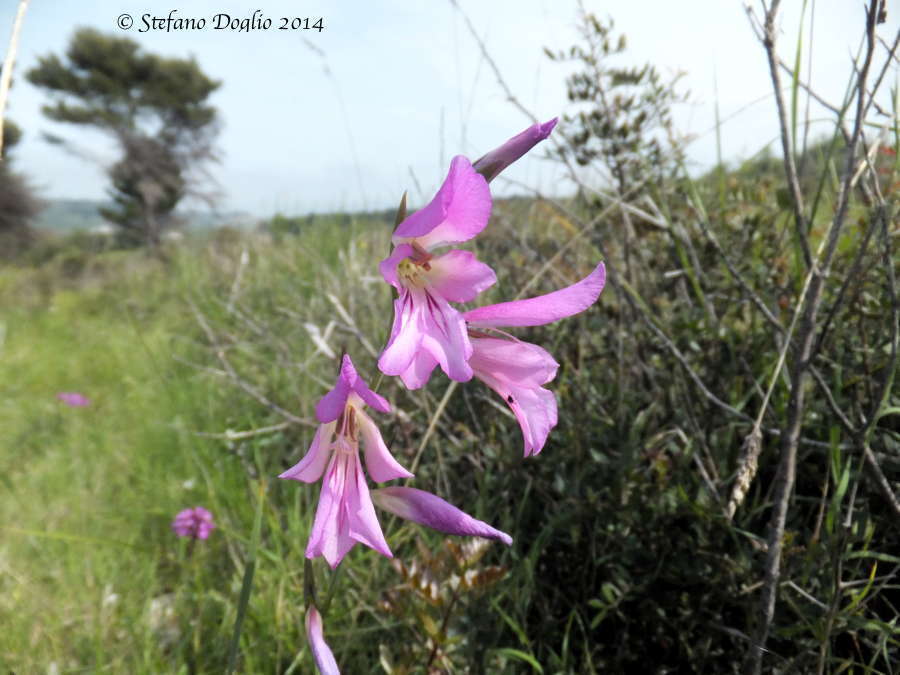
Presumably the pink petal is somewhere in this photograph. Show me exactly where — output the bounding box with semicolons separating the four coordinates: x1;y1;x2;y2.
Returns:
315;374;352;424
469;338;559;456
398;349;439;390
279;423;335;483
371;487;512;545
306;607;340;675
464;263;606;328
317;355;388;420
393;156;491;250
378;290;426;377
357;410;413;482
424;249;497;303
306;452;357;568
349;377;390;415
378;243;415;290
345;454;392;559
467;337;558;387
379;287;473;384
473;118;558;183
418;296;473;383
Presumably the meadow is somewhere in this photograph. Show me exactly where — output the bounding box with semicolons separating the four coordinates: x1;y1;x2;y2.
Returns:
1;2;898;673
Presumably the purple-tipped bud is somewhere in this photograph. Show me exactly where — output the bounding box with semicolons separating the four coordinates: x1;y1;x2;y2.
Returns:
306;606;340;675
371;487;512;546
472;118;558;183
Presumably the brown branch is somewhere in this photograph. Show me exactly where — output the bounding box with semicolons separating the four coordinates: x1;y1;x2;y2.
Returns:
748;0;812;268
863;443;900;521
743;2;881;672
0;0;29;158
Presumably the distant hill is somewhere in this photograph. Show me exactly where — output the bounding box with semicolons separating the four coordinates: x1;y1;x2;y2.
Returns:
34;199;256;233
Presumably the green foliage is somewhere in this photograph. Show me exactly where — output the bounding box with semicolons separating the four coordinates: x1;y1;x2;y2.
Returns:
2;118;22;156
0;119;40;258
27;28;218;134
27;28;221;247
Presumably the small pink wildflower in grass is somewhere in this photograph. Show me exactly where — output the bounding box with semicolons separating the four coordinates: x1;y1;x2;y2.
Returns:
57;392;91;407
171;507;215;540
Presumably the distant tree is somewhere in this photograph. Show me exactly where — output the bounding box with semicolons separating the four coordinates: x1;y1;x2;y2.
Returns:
27;28;221;247
0;117;40;258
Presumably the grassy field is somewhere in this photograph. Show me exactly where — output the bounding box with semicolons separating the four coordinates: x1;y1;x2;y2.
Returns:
0;229;373;672
2;219;569;672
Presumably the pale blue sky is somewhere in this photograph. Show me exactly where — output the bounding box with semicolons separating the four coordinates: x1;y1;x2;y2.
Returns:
2;0;896;215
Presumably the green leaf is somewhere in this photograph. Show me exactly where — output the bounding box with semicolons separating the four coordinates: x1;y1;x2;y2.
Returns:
491;648;544;673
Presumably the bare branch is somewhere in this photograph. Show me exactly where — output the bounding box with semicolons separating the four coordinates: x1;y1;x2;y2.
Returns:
744;2;882;672
0;0;28;158
746;0;813;268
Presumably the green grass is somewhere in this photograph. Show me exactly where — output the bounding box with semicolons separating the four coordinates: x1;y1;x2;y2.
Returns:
0;219;516;673
0;233;332;672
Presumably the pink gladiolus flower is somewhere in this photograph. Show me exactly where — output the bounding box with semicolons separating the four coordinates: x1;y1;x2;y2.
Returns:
464;263;607;456
57;392;90;407
472;118;558;183
378;156;495;389
280;355;412;569
371;486;512;545
171;507;215;540
306;606;340;675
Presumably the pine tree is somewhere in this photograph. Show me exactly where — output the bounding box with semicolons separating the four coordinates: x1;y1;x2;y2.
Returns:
27;28;221;247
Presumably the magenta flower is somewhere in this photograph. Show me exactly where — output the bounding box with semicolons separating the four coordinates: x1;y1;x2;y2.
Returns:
463;263;607;456
472;118;558;183
280;354;412;569
306;606;340;675
371;487;512;545
57;392;90;407
378;156;495;389
171;507;215;540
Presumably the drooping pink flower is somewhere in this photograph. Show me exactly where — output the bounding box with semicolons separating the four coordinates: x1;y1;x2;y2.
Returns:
171;507;215;540
306;606;340;675
371;487;512;545
467;337;559;458
472;118;558;183
463;263;607;456
57;392;91;407
378;156;495;389
280;355;412;569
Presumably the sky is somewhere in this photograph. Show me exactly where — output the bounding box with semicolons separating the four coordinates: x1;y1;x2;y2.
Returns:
2;0;897;216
